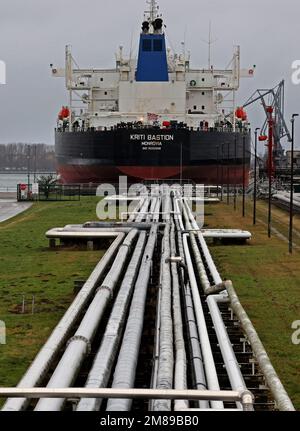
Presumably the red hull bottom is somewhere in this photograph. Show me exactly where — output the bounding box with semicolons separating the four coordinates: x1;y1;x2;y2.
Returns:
58;165;249;186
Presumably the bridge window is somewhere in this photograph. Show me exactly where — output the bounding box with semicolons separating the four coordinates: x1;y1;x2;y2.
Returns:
143;39;152;51
153;39;163;52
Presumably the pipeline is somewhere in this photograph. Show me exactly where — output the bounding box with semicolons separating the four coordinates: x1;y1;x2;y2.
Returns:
2;233;125;412
170;222;189;411
183;199;222;286
182;234;224;409
76;231;147;411
206;294;249;410
35;229;138;411
152;223;174;411
180;201;211;292
173;196;209;409
133;197;150;223
106;225;158;411
225;280;295;412
2;188;295;412
176;196;223;408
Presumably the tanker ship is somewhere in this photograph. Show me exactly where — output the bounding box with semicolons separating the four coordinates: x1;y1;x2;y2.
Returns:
52;0;255;185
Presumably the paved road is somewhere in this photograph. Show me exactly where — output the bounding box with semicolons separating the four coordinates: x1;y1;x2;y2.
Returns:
0;200;32;223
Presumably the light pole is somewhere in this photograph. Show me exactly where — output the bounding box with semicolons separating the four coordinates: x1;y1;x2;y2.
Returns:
227;141;230;205
180;142;183;186
34;144;37;183
234;135;237;211
216;145;220;199
221;144;224;202
242;134;246;217
27;144;31;194
267;106;274;238
289;114;299;254
253;128;260;225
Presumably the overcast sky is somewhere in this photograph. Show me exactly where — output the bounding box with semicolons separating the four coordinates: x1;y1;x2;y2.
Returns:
0;0;300;149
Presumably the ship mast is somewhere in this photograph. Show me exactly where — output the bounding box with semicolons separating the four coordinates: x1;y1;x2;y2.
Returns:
146;0;159;22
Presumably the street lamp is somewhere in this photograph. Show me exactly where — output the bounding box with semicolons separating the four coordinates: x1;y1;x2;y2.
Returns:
253;128;260;225
289;113;299;254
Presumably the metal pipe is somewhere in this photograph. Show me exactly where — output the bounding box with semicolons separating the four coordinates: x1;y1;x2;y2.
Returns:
134;197;150;223
182;199;223;286
184;207;211;293
182;234;224;409
128;197;146;222
206;294;249;409
149;260;162;410
170;222;188;411
174;197;209;409
83;222;159;229
152;223;174;411
147;197;158;222
153;197;161;223
35;230;138;411
149;199;164;409
2;233;125;412
46;230;125;239
225;280;295;411
0;387;252;405
107;225;158;411
76;232;147;411
201;229;251;240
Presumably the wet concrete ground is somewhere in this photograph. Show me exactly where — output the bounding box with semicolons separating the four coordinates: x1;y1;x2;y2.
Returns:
0;199;32;223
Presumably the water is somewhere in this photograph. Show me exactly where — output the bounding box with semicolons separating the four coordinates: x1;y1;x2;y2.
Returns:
0;173;41;192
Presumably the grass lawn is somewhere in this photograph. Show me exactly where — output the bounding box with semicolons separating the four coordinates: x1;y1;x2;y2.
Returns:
0;195;299;410
0;197;102;396
205;198;300;410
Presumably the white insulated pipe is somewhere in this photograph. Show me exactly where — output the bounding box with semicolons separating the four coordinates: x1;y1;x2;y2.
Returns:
34;229;138;411
106;225;158;411
174;197;209;409
183;199;222;286
153;223;174;411
206;294;249;409
182;234;224;409
76;232;147;411
170;222;189;411
2;233;125;412
225;280;295;412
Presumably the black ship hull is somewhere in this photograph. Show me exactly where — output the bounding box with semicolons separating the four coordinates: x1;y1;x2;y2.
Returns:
55;128;251;185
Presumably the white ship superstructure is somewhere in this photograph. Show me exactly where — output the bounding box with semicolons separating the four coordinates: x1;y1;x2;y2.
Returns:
51;0;254;132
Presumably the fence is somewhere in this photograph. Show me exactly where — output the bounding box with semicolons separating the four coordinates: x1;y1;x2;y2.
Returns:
17;184;81;202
